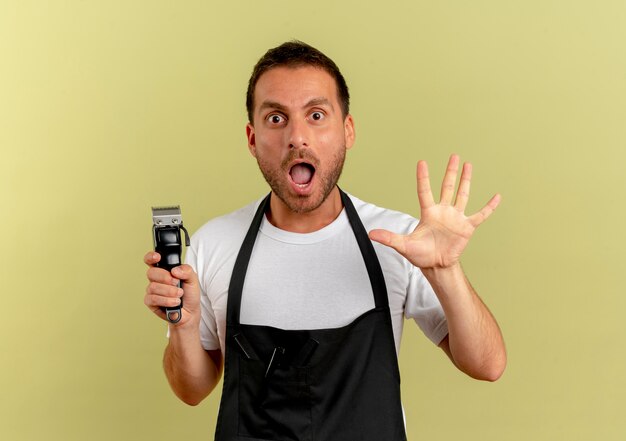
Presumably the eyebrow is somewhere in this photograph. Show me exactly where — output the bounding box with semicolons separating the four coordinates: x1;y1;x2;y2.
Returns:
259;101;288;113
258;97;335;114
304;97;333;110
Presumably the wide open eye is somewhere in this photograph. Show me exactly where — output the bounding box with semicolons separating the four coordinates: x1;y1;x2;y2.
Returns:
267;114;285;125
310;111;325;121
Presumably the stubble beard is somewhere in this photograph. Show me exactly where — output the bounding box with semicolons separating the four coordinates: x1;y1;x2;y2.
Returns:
256;147;346;214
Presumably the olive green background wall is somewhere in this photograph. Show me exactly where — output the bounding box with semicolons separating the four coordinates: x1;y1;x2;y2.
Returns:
1;1;624;440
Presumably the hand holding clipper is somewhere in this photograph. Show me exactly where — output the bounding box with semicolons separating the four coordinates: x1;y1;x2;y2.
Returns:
151;206;190;324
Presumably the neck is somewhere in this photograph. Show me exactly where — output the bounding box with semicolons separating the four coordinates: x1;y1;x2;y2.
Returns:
266;187;344;233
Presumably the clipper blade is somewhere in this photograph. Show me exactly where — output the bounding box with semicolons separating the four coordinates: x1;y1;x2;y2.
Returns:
152;205;183;227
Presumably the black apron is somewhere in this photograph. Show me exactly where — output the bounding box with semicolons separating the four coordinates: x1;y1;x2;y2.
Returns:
215;190;407;441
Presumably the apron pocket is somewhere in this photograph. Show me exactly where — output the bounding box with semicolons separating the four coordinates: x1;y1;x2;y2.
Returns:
238;358;312;441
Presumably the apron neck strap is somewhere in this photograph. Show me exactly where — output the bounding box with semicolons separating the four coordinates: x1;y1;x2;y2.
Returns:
227;189;389;326
339;190;389;309
226;193;271;326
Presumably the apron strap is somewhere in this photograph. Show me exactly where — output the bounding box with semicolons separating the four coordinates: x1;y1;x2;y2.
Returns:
226;193;271;326
226;189;389;326
339;190;389;309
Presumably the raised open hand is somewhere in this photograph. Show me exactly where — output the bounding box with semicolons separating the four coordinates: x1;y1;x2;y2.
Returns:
369;154;500;270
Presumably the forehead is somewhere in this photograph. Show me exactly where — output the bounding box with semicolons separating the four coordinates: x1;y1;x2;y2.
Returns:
253;66;339;111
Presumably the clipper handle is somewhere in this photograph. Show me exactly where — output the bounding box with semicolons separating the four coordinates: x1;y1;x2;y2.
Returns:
154;226;183;323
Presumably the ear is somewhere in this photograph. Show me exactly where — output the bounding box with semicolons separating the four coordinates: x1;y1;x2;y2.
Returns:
344;114;356;150
246;122;257;157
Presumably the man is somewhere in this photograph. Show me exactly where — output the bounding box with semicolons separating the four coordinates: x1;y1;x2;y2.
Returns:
144;41;506;440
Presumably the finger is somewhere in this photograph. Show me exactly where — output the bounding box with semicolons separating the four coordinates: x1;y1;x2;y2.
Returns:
440;154;460;205
468;193;501;227
454;162;472;212
147;266;180;286
144;292;183;309
171;264;200;289
146;281;184;298
144;251;161;266
369;229;408;255
416;160;435;210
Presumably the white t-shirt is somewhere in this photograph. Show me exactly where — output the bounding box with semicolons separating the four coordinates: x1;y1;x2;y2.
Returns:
186;193;448;357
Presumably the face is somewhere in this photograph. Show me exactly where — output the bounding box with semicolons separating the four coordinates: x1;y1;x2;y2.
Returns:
246;66;355;214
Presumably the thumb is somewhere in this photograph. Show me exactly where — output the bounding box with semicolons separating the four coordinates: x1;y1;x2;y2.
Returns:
369;229;407;255
171;264;200;290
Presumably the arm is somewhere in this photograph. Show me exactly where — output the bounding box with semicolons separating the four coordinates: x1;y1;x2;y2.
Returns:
427;264;505;381
164;324;223;406
144;253;223;405
370;155;506;381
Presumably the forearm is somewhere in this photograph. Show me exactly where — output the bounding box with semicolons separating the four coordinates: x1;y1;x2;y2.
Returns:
422;263;506;381
164;321;222;405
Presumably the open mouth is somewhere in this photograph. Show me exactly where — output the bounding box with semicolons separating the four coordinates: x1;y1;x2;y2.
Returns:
289;162;316;187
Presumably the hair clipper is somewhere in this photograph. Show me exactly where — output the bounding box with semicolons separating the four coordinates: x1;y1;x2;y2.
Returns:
151;205;190;323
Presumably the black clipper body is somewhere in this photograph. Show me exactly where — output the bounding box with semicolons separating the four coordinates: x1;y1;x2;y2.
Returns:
151;206;190;324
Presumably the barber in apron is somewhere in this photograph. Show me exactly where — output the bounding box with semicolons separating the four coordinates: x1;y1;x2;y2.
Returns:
214;190;407;441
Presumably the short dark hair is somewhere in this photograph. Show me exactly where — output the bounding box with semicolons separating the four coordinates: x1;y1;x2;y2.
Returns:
246;40;350;124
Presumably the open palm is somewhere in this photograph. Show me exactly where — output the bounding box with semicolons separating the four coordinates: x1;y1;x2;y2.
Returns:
369;155;500;269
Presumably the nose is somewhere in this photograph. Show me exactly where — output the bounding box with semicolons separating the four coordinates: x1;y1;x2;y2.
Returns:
287;118;309;149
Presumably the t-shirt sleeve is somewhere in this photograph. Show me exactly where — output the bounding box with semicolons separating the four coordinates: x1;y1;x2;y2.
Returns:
404;265;449;345
185;245;220;351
